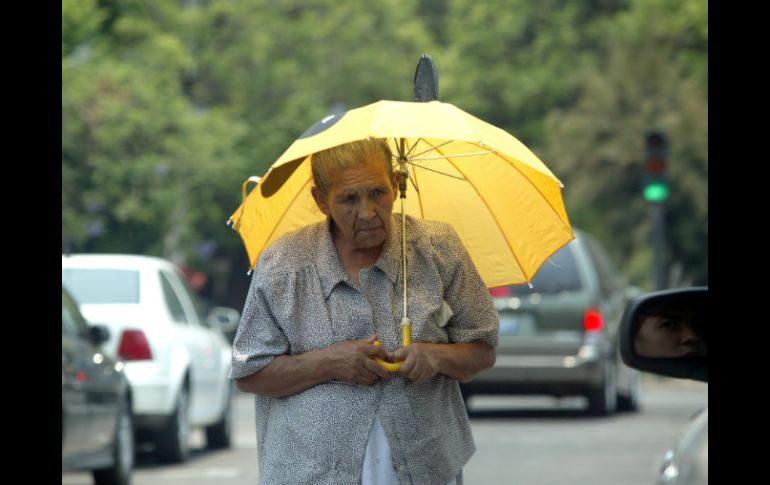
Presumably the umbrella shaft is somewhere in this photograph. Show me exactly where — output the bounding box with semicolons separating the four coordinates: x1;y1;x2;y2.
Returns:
398;139;409;320
401;196;407;319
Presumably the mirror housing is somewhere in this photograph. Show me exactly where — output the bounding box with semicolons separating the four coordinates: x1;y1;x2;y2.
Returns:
88;324;111;346
619;287;708;382
207;307;240;333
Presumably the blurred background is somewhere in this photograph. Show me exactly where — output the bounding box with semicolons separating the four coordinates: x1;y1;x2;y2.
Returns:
62;2;707;483
62;0;707;313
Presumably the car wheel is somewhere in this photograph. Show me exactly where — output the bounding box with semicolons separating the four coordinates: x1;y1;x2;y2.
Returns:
205;384;233;449
156;385;190;463
617;369;642;412
587;362;617;416
93;396;134;485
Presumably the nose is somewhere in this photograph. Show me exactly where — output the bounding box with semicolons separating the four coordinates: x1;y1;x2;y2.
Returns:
358;198;377;219
680;325;698;344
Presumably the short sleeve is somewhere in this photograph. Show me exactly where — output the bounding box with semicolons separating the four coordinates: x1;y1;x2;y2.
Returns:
228;266;290;380
434;225;499;347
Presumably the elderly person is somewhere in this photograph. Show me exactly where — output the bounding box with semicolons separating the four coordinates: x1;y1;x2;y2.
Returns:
230;138;498;485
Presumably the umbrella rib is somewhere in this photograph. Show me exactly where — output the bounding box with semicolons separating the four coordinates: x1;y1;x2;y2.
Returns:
405;138;424;158
450;172;530;278
406;161;465;180
440;140;572;237
411;140;453;159
401;139;426;218
447;143;573;280
494;152;573;235
428;142;530;280
410;151;492;161
261;174;316;252
409;161;426;219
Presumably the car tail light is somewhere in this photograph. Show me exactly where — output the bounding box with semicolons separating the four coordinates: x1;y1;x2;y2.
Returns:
118;330;153;361
583;307;604;332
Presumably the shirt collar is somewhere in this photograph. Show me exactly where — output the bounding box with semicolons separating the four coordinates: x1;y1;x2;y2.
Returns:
316;214;410;299
374;213;404;287
316;218;350;299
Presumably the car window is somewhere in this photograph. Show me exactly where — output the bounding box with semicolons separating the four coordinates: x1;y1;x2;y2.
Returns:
62;291;88;338
159;271;188;324
175;268;208;323
62;268;140;304
582;235;621;297
495;243;582;296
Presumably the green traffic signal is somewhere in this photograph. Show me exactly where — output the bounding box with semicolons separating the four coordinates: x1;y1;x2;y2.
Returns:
644;180;669;202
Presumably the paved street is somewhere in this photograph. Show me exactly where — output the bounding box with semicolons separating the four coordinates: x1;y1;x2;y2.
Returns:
63;376;707;485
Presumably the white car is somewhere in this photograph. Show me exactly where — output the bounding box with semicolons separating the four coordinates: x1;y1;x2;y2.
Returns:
62;254;239;463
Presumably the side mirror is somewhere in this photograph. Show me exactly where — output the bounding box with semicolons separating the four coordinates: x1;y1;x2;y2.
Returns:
88;324;111;346
207;307;240;333
619;287;708;382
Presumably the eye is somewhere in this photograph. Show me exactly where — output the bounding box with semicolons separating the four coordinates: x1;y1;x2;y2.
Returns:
658;319;678;331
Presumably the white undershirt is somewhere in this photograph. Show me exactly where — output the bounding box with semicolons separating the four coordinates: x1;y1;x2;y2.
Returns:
361;416;459;485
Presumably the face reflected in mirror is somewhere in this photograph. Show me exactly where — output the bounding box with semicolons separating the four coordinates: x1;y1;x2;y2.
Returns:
635;309;707;358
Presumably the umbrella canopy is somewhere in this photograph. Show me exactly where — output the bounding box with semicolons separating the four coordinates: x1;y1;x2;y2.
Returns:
228;99;573;289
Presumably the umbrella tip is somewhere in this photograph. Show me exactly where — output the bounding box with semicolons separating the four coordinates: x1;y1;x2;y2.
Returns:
413;54;439;102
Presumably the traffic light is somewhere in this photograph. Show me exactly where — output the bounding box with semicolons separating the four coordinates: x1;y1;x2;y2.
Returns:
643;131;669;203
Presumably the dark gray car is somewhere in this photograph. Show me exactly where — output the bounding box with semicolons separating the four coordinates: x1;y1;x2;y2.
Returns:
460;229;641;415
62;286;134;485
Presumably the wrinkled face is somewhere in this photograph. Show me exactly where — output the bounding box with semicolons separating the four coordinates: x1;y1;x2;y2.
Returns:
312;153;399;251
635;314;706;358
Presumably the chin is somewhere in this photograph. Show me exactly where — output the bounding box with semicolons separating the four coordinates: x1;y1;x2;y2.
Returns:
354;231;387;249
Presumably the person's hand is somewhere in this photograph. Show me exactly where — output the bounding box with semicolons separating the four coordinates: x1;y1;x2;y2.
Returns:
392;343;444;383
325;335;392;385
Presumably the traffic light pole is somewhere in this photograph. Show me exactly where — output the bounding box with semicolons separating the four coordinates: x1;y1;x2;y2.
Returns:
643;130;669;290
650;202;667;290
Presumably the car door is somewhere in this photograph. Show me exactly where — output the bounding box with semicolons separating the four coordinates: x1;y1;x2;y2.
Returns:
62;291;117;456
582;234;627;340
62;294;92;457
158;270;223;422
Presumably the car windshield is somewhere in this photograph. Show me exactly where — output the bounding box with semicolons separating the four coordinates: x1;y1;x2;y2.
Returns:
62;268;140;304
491;244;582;297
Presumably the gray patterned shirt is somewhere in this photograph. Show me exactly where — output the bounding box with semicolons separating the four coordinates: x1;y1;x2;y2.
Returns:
230;214;499;485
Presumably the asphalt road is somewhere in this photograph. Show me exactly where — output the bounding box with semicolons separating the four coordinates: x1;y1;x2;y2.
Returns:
63;375;707;485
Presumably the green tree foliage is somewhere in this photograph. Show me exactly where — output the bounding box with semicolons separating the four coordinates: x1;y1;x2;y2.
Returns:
433;0;706;288
542;0;707;288
63;0;248;263
62;0;707;304
186;0;434;175
440;0;630;145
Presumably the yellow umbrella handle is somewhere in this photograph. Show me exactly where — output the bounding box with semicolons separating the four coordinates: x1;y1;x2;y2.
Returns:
372;321;411;372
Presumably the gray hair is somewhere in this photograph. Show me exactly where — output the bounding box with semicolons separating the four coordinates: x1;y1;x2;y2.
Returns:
311;138;393;194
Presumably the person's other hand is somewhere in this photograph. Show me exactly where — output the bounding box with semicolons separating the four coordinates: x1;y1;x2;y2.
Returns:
392;343;443;383
326;335;391;385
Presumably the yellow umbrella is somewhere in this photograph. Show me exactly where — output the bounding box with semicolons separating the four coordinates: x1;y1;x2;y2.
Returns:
227;100;573;371
229;99;573;288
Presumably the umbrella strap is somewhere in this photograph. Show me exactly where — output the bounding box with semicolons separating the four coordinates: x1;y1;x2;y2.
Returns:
227;176;261;231
242;176;261;203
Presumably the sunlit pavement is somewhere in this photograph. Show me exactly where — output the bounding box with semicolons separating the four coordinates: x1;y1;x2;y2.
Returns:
63;375;706;485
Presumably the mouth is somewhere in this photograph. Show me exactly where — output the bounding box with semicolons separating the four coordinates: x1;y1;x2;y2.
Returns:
357;226;384;236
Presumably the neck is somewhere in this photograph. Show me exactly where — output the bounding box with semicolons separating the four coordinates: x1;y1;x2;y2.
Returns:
331;224;384;285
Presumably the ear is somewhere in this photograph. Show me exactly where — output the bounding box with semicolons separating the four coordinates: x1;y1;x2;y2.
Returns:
311;186;331;216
